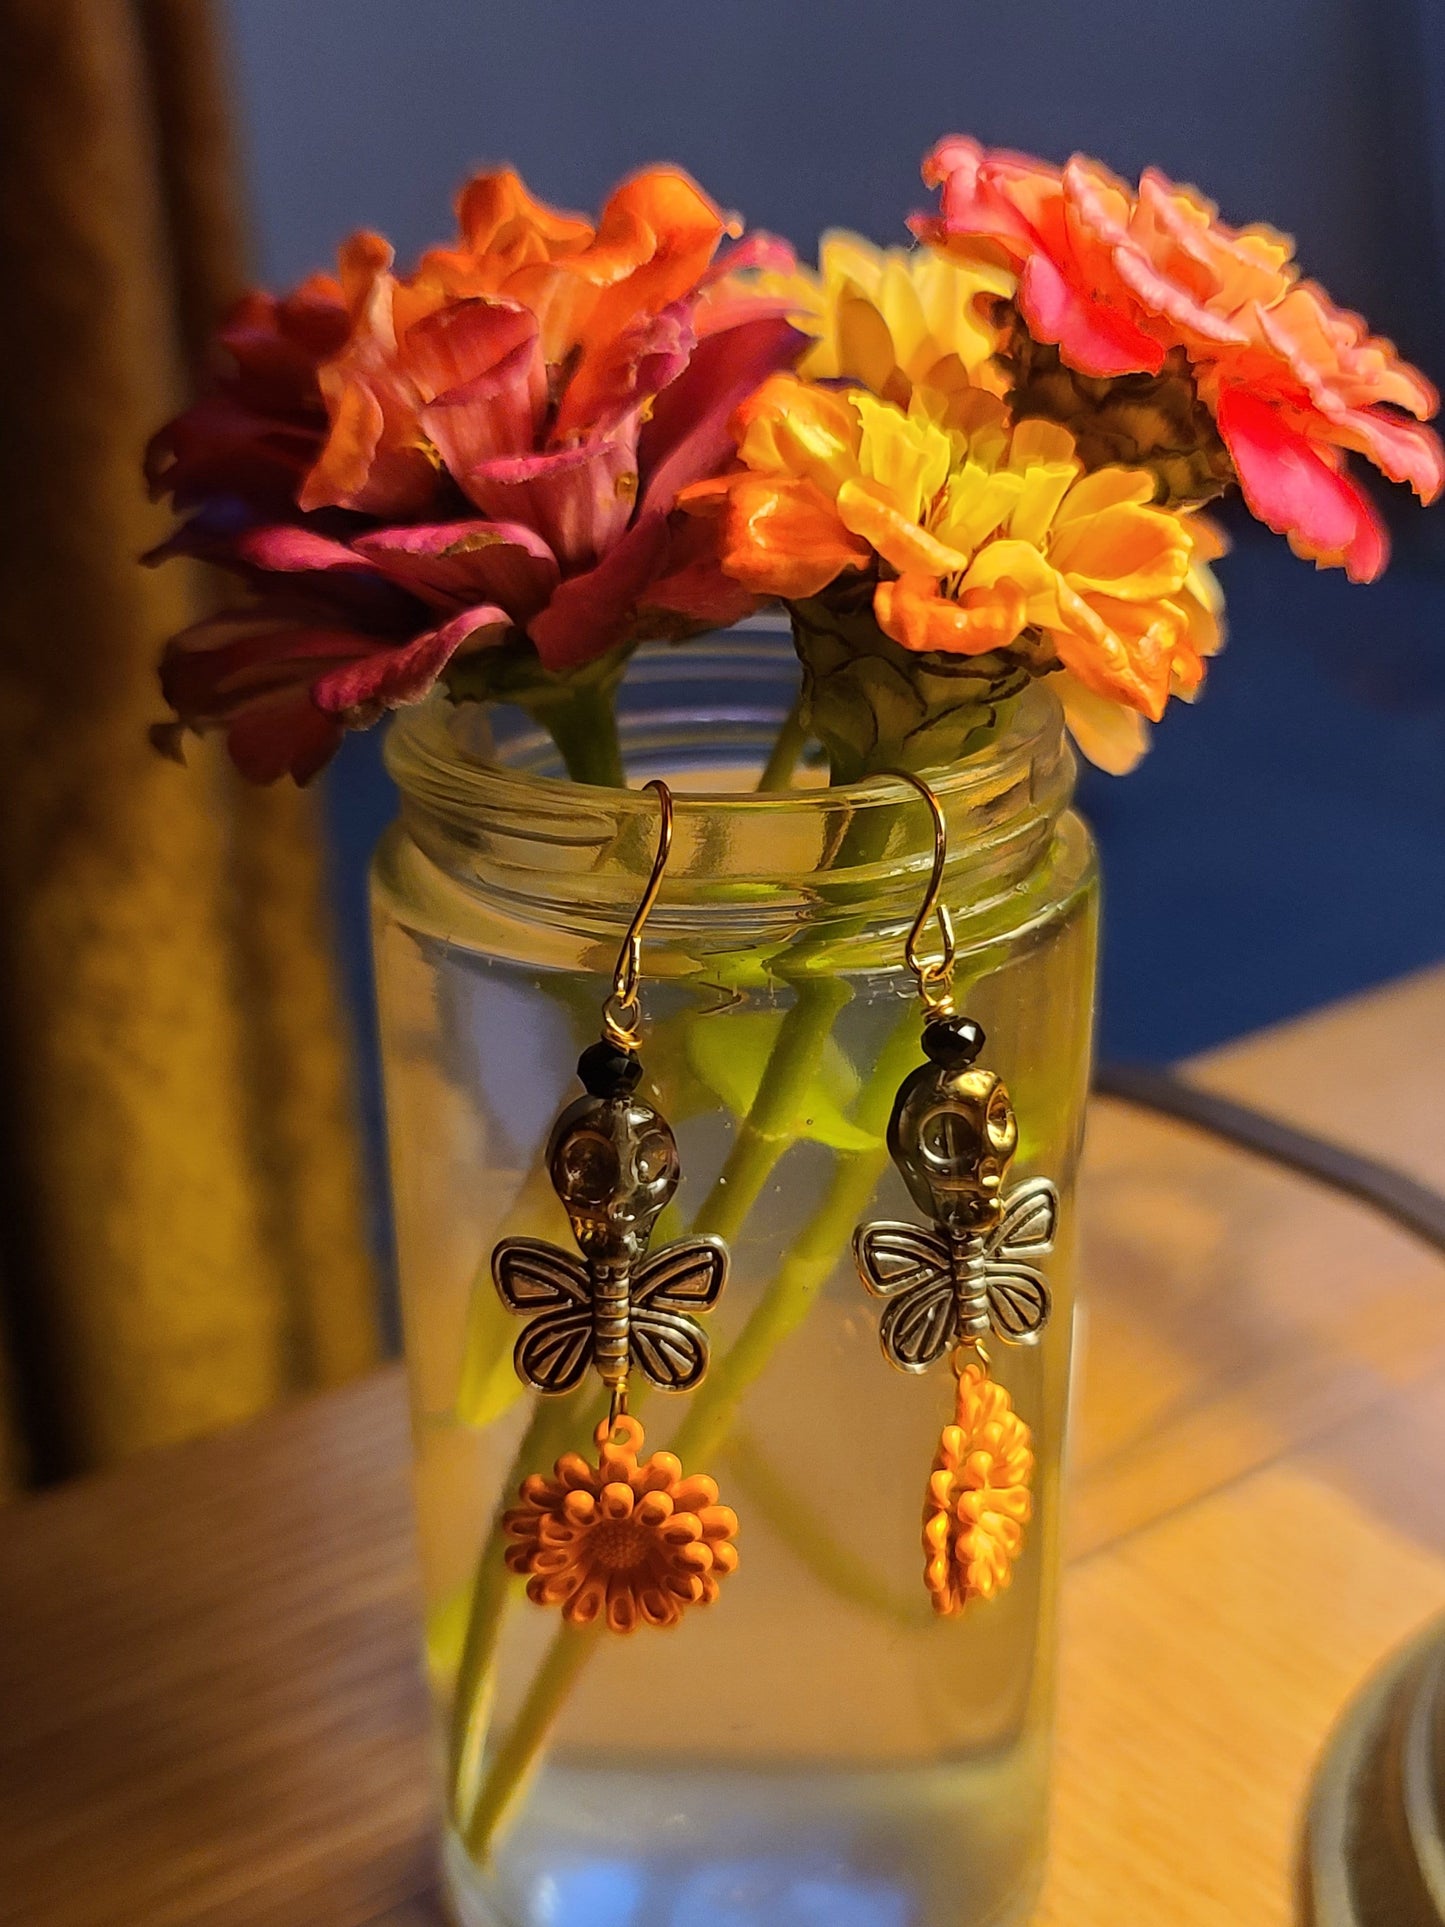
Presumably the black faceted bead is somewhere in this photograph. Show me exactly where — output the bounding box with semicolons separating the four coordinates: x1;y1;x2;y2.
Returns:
921;1014;986;1067
577;1038;644;1097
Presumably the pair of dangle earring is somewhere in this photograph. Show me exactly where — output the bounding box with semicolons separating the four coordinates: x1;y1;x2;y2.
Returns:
854;771;1058;1616
491;781;739;1635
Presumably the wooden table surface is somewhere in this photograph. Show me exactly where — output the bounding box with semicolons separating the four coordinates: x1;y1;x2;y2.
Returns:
4;966;1445;1927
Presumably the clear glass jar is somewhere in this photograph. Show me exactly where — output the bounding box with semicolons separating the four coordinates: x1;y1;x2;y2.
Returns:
373;626;1098;1927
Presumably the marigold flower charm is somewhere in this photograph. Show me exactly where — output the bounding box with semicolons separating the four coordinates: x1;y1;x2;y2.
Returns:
923;1363;1034;1615
502;1415;739;1633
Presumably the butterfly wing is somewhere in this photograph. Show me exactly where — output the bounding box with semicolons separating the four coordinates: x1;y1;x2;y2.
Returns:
990;1179;1058;1261
492;1238;590;1316
628;1308;709;1393
853;1221;951;1300
979;1178;1055;1345
879;1274;960;1373
984;1261;1051;1344
633;1238;728;1315
856;1221;956;1372
625;1240;726;1393
514;1307;595;1395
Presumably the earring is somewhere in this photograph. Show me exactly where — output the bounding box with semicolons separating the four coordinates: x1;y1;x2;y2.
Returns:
492;780;739;1635
854;772;1057;1616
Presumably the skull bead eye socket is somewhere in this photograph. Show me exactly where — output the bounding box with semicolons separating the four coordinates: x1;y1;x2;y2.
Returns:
918;1105;981;1174
630;1129;676;1191
557;1130;620;1203
985;1086;1018;1155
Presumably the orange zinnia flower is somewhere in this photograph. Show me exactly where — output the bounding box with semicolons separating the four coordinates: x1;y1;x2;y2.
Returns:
503;1415;738;1634
686;374;1222;771
914;138;1443;580
923;1364;1033;1615
301;166;749;521
146;166;802;781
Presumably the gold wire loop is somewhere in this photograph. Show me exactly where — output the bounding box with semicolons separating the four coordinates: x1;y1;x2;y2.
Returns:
952;1337;992;1376
602;779;673;1052
884;769;956;1016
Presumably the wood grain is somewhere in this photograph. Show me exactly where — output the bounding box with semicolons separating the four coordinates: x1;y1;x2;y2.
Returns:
2;966;1444;1924
0;1379;432;1926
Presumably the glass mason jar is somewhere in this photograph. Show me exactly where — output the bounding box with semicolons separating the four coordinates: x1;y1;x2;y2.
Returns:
372;626;1098;1927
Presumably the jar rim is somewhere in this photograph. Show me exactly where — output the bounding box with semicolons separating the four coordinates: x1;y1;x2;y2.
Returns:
378;627;1078;960
385;627;1065;826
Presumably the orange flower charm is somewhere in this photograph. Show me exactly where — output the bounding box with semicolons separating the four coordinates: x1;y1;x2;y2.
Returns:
503;1415;738;1634
923;1364;1034;1615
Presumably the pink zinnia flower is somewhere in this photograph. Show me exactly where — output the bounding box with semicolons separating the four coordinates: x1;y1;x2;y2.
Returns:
914;137;1442;581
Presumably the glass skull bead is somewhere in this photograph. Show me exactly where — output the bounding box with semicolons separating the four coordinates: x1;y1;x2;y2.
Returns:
888;1017;1021;1234
548;1062;682;1261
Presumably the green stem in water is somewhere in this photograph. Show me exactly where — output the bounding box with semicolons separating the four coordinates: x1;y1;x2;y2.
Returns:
449;687;978;1852
756;693;808;792
447;981;847;1829
462;1624;601;1859
462;1005;924;1865
722;1424;928;1631
669;1010;923;1469
446;1387;602;1824
690;977;852;1247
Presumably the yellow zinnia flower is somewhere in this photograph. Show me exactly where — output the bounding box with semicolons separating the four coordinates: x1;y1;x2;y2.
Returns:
756;230;1014;413
684;374;1223;772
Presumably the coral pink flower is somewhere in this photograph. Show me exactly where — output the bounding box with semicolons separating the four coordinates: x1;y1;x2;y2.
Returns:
914;138;1442;580
147;168;802;782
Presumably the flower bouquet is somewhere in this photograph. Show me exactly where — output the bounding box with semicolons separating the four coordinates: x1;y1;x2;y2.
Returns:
148;142;1439;1927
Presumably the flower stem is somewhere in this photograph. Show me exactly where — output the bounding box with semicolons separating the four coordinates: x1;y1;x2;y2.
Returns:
461;1003;924;1865
451;774;952;1857
462;1624;601;1860
756;694;808;792
540;680;626;787
690;977;852;1247
447;984;851;1826
447;1387;602;1824
668;1009;923;1469
722;1424;927;1630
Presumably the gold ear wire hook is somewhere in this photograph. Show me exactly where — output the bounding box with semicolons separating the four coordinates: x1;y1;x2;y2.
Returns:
885;769;956;1017
602;779;673;1052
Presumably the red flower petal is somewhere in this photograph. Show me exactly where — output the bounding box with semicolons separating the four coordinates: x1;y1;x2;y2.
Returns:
462;439;639;569
1330;407;1445;503
1018;252;1163;378
702;231;797;281
311;603;511;715
552;303;695;443
399;298;538;398
527;513;670;673
1217;386;1388;582
640;513;757;631
237;527;364;572
227;693;344;786
352;520;559;620
639;314;806;516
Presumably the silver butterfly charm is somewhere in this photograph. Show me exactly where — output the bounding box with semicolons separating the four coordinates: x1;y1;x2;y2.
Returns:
854;1015;1056;1373
855;1178;1056;1372
494;1056;726;1398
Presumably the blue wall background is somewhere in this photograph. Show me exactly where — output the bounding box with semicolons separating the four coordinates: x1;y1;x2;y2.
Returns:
219;0;1445;1073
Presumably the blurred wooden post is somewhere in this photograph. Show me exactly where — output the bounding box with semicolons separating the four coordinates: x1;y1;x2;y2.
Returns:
0;0;379;1484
